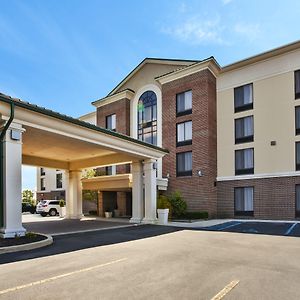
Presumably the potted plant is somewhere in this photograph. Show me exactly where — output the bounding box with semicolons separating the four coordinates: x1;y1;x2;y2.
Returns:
104;211;112;218
157;195;171;225
59;200;66;218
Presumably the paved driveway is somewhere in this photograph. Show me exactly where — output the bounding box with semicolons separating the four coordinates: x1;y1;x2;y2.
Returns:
0;226;300;299
22;213;131;235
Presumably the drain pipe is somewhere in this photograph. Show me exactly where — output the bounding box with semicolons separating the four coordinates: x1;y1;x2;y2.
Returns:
0;102;15;227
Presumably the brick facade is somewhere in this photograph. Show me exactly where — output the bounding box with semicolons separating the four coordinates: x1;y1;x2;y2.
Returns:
97;98;131;175
161;69;217;217
36;190;65;201
97;98;130;135
217;176;300;219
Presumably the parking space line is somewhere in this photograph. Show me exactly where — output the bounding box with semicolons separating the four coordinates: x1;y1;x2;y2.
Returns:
0;258;127;295
217;222;242;231
210;280;240;300
284;223;298;236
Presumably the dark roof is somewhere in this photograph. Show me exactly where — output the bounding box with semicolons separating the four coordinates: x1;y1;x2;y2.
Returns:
0;92;168;154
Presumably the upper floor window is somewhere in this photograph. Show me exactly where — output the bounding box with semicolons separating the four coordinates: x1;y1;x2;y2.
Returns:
295;107;300;135
137;91;157;145
176;151;192;177
56;173;62;189
40;168;45;176
296;142;300;171
235;116;254;144
296;185;300;217
176;90;192;116
295;70;300;99
234;83;253;113
106;114;116;131
177;121;192;147
235;148;254;175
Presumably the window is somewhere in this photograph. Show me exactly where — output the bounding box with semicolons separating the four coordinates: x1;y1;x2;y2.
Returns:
177;121;192;146
296;142;300;171
296;185;300;217
56;173;62;189
234;83;253;113
40;168;45;176
176;151;192;177
234;187;254;216
176;90;192;116
106;114;116;131
296;107;300;135
235;148;254;175
105;166;113;176
235;116;254;144
295;70;300;99
137;91;157;145
41;178;45;191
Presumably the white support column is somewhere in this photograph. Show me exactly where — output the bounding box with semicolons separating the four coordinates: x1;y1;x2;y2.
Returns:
142;159;157;224
130;161;143;223
65;170;83;219
0;123;26;238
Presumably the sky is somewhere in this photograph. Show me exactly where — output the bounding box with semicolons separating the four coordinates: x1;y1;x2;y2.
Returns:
1;0;300;190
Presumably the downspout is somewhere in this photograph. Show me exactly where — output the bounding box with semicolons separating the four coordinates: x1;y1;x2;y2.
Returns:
0;102;15;227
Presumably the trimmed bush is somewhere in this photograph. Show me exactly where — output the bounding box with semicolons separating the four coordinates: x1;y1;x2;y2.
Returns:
182;211;209;220
59;200;65;207
89;210;98;215
157;195;172;218
168;191;187;218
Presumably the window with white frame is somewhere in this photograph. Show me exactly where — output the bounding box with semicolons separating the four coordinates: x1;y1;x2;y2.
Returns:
137;91;157;145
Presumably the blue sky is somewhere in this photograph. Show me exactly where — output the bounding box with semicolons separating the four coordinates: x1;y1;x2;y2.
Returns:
2;0;299;190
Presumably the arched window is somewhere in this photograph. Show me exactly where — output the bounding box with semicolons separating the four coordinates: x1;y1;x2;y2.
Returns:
137;91;157;145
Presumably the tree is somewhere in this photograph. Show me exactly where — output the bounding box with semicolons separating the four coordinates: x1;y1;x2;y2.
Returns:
22;189;34;203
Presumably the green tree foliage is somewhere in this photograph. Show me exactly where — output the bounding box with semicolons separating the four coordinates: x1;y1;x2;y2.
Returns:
22;189;34;203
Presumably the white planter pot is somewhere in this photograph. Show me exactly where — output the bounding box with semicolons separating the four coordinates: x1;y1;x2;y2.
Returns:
114;209;120;217
59;207;66;218
105;212;112;218
157;209;169;225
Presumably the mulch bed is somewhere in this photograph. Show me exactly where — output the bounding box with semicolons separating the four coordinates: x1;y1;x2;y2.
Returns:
0;233;47;247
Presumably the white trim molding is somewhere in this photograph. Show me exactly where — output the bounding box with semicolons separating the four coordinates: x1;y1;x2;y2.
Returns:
217;171;300;182
92;89;135;108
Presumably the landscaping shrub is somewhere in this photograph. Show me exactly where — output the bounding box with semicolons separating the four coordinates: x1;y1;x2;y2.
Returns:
59;200;65;207
89;210;98;215
168;191;187;218
182;211;209;220
157;195;172;218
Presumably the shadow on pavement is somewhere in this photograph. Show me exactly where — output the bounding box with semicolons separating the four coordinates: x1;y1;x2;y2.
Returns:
0;225;183;265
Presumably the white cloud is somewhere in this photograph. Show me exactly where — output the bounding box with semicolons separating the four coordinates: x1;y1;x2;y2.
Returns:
162;16;225;45
234;22;261;42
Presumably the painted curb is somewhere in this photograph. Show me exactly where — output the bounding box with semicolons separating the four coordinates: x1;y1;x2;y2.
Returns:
0;234;53;254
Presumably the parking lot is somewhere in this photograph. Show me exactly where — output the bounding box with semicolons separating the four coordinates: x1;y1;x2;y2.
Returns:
204;220;300;237
0;225;300;299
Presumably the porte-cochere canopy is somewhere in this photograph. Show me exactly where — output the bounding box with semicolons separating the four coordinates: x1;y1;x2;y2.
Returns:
0;93;168;238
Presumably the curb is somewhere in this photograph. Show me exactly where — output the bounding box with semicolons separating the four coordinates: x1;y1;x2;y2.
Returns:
0;234;53;254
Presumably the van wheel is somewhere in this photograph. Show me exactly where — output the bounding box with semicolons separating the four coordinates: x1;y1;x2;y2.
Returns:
41;212;47;217
49;209;57;217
